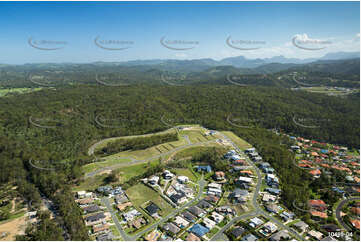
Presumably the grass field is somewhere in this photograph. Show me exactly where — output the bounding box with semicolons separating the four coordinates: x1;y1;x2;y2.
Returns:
220;131;252;150
126;184;173;216
172;168;198;182
0;88;42;97
84;126;223;175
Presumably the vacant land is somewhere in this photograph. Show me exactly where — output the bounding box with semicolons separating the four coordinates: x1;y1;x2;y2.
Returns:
0;88;42;97
0;216;26;241
126;184;173;216
220;131;252;150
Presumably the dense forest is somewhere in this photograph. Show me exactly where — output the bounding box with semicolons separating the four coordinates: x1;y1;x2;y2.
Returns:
0;84;359;239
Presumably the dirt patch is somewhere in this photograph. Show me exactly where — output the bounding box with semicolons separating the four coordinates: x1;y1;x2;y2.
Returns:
99;169;112;176
0;217;26;241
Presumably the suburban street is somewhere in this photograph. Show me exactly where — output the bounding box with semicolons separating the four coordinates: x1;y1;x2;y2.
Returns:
86;135;216;178
102;176;206;241
335;196;359;231
211;132;304;241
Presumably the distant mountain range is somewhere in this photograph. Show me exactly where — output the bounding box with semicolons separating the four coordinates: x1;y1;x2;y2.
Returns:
93;51;360;69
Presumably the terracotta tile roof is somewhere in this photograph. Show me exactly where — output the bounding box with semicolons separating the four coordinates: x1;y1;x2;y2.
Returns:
309;200;326;206
310;210;328;218
309;169;321;176
350;219;360;229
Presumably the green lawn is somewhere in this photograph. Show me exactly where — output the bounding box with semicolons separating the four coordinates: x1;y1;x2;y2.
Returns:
0;87;42;97
126;184;173;216
172;168;198;182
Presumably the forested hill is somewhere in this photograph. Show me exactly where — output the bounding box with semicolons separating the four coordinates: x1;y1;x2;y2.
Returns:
0;58;359;88
0;84;359;239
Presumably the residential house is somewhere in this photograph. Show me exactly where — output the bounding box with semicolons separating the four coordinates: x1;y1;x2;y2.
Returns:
149;176;160;185
129;217;146;229
195;165;212;173
308;230;324;240
249;217;264;228
76;198;94;205
279;211;294;222
188;206;206;218
265;188;281;196
293;221;309;233
189;224;209;237
204;195;219;204
309;200;327;211
197;199;213;210
214;171;225;181
210;211;224;223
186;233;200;241
116;202;132;212
83;204;100;214
262;221;278;234
235;176;252;186
114;193;129;204
265;204;281;214
177;176;189;184
262;193;277;202
170;192;187;205
241;233;258;241
85;212;106;226
229;188;249;204
230;226;245;239
123;209;141;222
163;170;175;180
174;216;189;228
162;222;180;235
93;224;110;234
270;230;290;241
203;217;216;230
216;206;236;216
96;232;113;241
182;211;197;223
145;203;160;217
145;230;161;241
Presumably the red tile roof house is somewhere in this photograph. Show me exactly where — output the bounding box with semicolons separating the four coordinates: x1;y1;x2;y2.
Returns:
309;200;327;211
350;219;360;229
214;171;225;181
309;169;322;177
310;210;328;219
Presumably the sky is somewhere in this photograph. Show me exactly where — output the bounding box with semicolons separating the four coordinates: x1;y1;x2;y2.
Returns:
0;1;359;64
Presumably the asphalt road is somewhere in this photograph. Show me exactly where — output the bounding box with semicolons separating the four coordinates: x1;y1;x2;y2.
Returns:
211;132;304;241
102;176;206;241
85;138;216;178
335;197;359;231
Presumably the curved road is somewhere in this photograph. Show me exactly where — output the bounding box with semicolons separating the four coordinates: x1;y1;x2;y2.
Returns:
102;176;206;241
86;135;214;178
335;197;359;231
211;132;304;241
